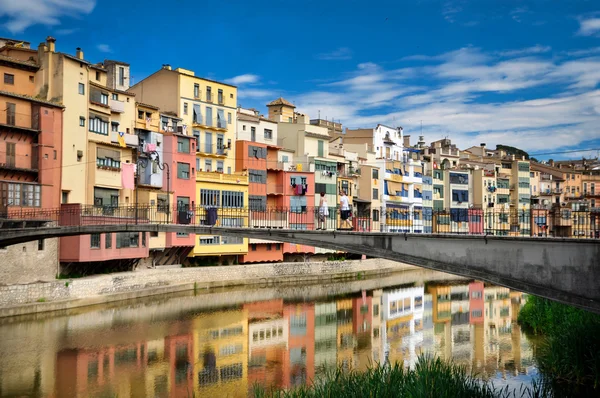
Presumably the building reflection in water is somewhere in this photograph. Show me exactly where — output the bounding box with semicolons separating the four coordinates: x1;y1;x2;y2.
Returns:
0;279;535;397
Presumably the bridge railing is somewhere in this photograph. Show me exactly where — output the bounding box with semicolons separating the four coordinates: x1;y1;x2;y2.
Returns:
2;204;599;239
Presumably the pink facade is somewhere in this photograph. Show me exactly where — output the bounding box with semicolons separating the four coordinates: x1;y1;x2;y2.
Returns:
469;282;485;324
162;133;196;248
352;296;373;334
59;204;149;262
281;171;315;255
468;209;484;234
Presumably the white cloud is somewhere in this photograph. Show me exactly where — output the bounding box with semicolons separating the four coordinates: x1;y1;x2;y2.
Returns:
497;45;551;57
237;89;275;99
577;16;600;37
96;44;112;53
0;0;96;33
442;1;462;23
225;74;260;85
316;47;352;61
276;46;600;155
510;6;529;23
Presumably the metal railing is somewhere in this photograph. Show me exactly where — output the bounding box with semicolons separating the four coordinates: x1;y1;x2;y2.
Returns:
1;204;599;239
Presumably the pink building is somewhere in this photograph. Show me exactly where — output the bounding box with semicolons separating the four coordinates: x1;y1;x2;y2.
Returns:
161;121;196;252
469;281;485;324
468;208;484;234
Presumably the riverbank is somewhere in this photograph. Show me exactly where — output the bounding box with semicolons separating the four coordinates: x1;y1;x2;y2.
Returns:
0;258;425;317
518;295;600;395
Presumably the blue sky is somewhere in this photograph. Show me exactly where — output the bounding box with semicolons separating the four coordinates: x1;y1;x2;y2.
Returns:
2;0;600;160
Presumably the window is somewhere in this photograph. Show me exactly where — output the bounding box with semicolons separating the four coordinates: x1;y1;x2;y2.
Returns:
118;66;125;86
318;140;324;157
183;103;188;115
177;162;190;179
276;243;281;250
96;148;121;168
100;93;108;105
111;122;119;132
372;188;378;200
6;102;15;125
248;145;266;159
266;244;272;251
200;189;220;207
249;195;266;210
251;244;257;251
111;93;118;100
95;71;100;81
94;187;119;209
177;137;190;153
216;160;224;173
204;159;212;172
199;236;220;245
79;117;85;127
218;89;223;104
142;232;146;247
451;190;468;203
105;233;112;249
194;83;200;97
264;129;273;139
116;232;139;248
38;239;44;251
29;75;34;83
78;83;85;95
372;209;380;222
222;236;243;244
290;196;307;213
4;73;14;85
90;234;101;249
62;191;69;204
206;86;212;102
221;191;244;208
249;169;266;183
449;172;469;185
228;112;232;124
372;169;379;179
89;116;109;135
1;182;41;207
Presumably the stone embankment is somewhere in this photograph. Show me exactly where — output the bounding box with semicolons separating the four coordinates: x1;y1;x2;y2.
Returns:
0;259;421;317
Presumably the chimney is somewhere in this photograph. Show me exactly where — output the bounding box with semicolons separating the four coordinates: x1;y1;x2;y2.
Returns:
511;154;515;161
162;64;171;70
46;36;56;52
480;143;486;162
522;156;526;161
76;47;83;60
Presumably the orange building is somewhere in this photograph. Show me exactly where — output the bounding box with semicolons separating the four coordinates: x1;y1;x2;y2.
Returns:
282;303;315;388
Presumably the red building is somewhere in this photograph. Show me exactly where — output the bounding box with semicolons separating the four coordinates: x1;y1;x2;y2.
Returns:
282;303;315;388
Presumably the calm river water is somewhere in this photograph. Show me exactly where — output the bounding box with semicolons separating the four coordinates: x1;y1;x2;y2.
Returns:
0;268;538;397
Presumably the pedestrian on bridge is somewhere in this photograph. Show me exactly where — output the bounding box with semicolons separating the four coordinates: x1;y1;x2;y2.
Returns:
318;192;329;230
339;190;352;230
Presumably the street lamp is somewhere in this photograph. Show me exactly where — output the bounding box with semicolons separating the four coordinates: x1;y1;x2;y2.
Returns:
135;150;170;225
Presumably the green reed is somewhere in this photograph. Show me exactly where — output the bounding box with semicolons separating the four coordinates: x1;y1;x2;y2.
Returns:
253;355;550;398
518;295;600;395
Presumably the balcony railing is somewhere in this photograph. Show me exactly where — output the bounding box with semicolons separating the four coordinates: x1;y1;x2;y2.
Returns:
110;99;125;113
0;110;40;132
267;185;284;195
197;143;229;157
266;160;284;170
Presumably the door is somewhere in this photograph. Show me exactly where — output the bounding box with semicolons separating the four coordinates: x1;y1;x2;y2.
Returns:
217;134;224;155
6;103;15;126
205;107;213;126
205;132;212;154
250;127;256;142
6;142;15;167
318;140;324;157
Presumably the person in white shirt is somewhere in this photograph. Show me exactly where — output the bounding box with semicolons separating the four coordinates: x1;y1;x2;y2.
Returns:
317;192;328;230
339;190;352;230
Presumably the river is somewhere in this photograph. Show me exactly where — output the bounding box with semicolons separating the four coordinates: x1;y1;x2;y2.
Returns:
0;268;538;397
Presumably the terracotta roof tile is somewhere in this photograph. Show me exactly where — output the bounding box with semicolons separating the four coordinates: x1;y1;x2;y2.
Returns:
0;90;64;108
267;97;295;107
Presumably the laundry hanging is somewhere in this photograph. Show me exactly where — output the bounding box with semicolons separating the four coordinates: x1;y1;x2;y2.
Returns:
121;163;136;189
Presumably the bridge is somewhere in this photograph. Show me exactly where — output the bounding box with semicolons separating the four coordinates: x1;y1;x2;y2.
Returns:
0;205;599;313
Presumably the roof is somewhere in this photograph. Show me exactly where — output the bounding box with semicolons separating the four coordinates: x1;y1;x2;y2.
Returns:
131;67;237;90
60;52;91;65
103;59;130;66
89;81;135;96
136;102;159;110
267;97;295;107
0;54;38;70
237;112;259;123
0;90;64;108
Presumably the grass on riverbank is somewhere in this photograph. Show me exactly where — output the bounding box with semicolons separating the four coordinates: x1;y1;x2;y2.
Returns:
518;295;600;394
252;355;548;398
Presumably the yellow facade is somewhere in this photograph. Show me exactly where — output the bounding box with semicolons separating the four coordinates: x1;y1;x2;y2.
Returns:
192;173;249;257
193;309;248;397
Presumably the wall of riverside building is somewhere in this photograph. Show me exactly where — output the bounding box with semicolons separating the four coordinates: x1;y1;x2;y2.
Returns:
0;258;416;309
0;238;58;284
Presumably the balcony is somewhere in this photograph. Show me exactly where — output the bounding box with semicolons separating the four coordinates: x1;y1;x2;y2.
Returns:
0;146;39;173
0;110;40;134
267;185;284;195
191;114;227;131
385;172;403;183
110;131;139;148
266;160;284;170
196;171;248;184
110;99;125;113
197;143;229;158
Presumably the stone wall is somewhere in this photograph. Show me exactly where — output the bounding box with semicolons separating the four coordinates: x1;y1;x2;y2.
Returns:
0;238;58;284
0;259;415;310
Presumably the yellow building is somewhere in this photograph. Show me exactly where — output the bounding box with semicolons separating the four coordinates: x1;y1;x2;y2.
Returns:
193;309;248;397
129;65;249;262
